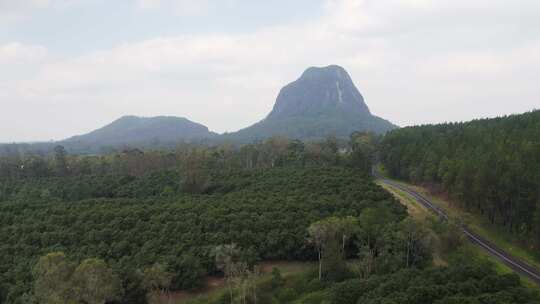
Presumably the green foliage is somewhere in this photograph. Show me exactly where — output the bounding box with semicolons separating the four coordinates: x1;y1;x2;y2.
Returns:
435;222;466;256
142;263;173;292
201;254;539;304
0;136;354;183
308;217;359;282
32;252;74;304
330;279;368;304
348;132;379;174
277;287;298;302
142;263;173;303
351;208;432;279
168;254;206;291
72;258;123;304
327;259;539;304
0;167;403;303
53;145;68;176
270;268;284;289
32;253;122;304
381;110;540;247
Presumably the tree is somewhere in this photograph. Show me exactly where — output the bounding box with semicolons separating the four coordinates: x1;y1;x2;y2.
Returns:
308;220;329;281
380;110;540;247
358;207;393;250
72;258;122;304
54;145;68;176
263;137;290;167
213;244;242;303
308;217;356;281
338;216;358;256
349;132;377;174
437;222;465;256
168;254;206;291
399;219;432;268
142;263;173;304
356;207;392;278
180;149;210;194
212;244;260;304
32;252;74;304
356;244;376;278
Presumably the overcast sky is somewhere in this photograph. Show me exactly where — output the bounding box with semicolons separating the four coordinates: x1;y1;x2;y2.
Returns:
1;0;539;142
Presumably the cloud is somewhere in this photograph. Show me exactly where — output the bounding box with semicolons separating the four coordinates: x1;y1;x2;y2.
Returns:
136;0;160;10
0;0;50;11
172;0;210;16
0;0;94;20
1;0;540;142
136;0;211;16
0;42;48;65
0;0;50;19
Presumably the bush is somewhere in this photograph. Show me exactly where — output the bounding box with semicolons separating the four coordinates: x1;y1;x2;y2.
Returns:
330;279;364;304
293;290;330;304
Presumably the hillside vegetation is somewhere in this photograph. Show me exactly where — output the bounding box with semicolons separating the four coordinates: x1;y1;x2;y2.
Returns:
0;134;538;304
380;110;540;248
229;66;396;142
0;136;378;303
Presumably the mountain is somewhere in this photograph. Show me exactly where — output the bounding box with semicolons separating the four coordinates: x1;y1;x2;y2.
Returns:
0;65;398;155
62;116;215;152
228;65;397;141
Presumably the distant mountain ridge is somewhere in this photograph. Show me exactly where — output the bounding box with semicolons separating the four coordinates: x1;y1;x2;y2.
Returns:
227;65;397;141
0;65;397;154
51;116;215;153
65;115;214;145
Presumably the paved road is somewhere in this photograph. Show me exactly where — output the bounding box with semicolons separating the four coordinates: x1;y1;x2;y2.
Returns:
379;178;540;285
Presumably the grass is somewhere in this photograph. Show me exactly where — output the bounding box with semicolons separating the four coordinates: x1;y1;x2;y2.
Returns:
377;182;429;222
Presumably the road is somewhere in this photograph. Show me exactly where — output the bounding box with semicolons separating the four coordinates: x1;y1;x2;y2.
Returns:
378;178;540;285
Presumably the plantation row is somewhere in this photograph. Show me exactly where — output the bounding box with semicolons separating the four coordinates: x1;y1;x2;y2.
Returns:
0;167;401;303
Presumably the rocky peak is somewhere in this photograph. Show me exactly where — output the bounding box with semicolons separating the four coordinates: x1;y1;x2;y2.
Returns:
267;65;371;120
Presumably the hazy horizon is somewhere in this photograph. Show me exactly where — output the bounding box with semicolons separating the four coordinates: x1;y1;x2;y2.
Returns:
1;0;539;142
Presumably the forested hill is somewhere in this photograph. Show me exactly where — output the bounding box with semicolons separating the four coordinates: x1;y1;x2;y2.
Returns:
0;116;217;155
225;65;396;141
63;115;216;153
380;110;540;247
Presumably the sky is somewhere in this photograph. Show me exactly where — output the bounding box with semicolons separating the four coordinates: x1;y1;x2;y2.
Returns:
1;0;539;142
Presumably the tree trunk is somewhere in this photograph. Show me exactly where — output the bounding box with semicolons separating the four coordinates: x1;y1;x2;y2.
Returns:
406;233;411;268
318;249;322;281
342;234;346;256
228;279;233;304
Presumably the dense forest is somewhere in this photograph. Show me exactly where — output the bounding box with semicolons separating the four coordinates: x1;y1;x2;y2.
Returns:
0;133;538;303
0;135;380;303
380;110;540;247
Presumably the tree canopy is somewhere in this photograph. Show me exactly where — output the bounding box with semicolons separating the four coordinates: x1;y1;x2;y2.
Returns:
380;110;540;248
